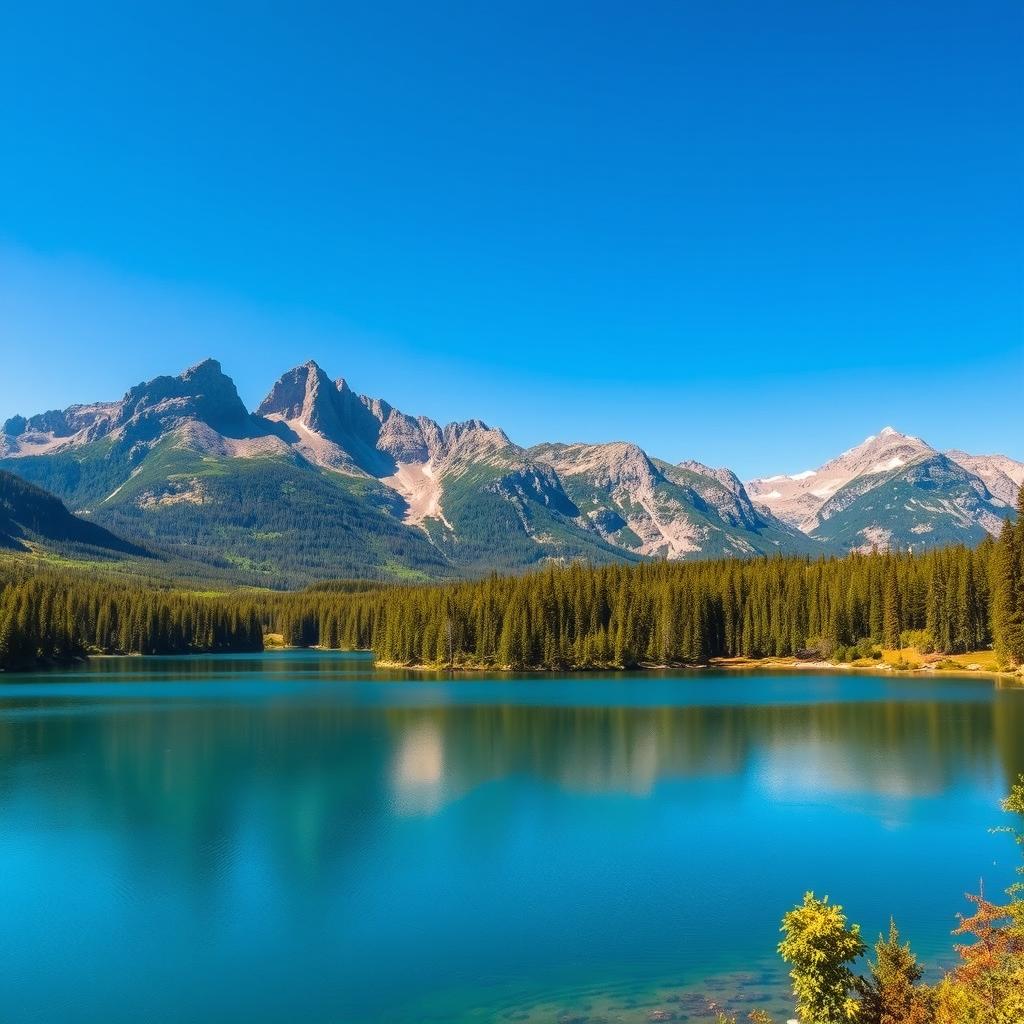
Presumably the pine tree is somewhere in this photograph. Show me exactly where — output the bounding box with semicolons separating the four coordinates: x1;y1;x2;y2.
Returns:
856;919;930;1024
882;572;902;650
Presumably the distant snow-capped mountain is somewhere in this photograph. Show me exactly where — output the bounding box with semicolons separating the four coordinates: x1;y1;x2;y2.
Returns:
748;427;1019;552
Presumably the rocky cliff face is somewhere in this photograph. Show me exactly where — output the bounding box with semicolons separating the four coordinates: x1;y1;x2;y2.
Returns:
946;451;1024;507
256;361;385;473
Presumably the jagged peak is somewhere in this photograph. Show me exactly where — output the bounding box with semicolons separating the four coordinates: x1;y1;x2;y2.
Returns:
441;417;486;437
180;357;224;380
679;459;743;485
256;361;335;420
530;439;657;486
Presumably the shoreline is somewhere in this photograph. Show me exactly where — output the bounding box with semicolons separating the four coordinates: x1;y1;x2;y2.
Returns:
7;648;1021;684
372;654;1024;683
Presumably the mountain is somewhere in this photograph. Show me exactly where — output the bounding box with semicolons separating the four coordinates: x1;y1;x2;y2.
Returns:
253;361;634;574
1;360;451;585
0;470;150;557
748;427;1017;552
527;443;816;559
946;451;1024;507
1;365;1017;582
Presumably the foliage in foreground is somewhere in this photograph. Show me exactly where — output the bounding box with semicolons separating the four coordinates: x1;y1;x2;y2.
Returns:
726;777;1024;1024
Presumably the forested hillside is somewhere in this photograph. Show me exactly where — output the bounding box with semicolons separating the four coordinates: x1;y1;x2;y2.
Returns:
268;511;1024;669
4;493;1021;673
0;470;150;557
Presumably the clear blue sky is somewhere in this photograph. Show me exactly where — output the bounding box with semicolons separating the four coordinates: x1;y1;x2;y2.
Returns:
1;1;1021;478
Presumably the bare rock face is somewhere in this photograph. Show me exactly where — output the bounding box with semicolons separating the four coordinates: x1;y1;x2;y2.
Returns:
946;450;1023;506
110;358;256;442
257;362;392;474
256;360;332;423
365;398;444;464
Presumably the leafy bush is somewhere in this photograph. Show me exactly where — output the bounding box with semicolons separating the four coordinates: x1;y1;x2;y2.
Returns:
900;628;934;653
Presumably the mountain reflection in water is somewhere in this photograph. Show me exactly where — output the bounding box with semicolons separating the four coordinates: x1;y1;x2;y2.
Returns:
1;652;1022;1024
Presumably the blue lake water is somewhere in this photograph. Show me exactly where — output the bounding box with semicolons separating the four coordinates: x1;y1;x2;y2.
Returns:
1;652;1022;1023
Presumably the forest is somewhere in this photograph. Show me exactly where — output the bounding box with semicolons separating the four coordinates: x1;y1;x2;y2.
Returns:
267;501;1024;671
0;565;264;669
2;497;1023;673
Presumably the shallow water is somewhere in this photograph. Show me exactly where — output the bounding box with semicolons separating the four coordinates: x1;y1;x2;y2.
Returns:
1;652;1022;1023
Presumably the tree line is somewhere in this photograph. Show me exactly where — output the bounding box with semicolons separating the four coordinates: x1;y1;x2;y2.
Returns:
267;499;1024;670
2;490;1021;672
0;565;263;670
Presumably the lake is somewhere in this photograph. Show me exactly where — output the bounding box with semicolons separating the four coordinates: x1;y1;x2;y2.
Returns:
1;652;1022;1023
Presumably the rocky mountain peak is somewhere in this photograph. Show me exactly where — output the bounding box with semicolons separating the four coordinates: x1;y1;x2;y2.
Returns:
678;459;745;495
747;426;936;529
113;359;250;441
256;361;335;424
439;420;513;466
180;357;225;382
545;441;657;487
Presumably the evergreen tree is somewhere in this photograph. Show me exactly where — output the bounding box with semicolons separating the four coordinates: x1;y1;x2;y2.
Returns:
855;919;930;1024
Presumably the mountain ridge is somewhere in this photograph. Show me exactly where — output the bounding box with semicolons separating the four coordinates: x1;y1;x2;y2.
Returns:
1;360;1018;585
748;427;1020;553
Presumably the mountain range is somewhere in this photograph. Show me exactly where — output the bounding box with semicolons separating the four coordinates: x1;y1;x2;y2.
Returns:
1;359;1019;586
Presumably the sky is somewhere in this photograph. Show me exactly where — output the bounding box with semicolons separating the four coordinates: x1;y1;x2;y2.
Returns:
1;1;1021;479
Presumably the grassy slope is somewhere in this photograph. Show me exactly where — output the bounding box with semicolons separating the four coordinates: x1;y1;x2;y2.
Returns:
90;441;452;588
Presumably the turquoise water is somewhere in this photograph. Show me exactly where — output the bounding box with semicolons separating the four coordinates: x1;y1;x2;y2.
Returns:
1;652;1022;1024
